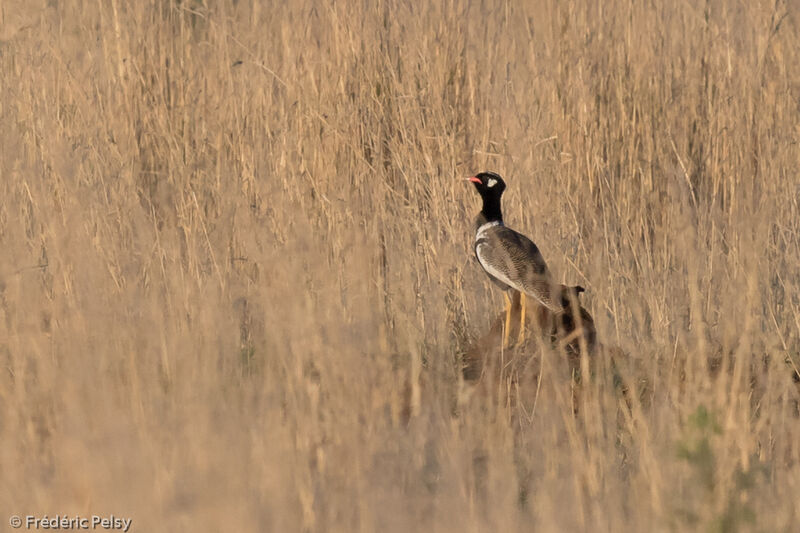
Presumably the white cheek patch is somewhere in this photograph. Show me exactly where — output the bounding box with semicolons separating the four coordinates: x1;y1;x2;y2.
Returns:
487;178;497;187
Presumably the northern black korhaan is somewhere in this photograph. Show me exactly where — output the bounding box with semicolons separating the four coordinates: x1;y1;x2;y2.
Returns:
467;171;585;347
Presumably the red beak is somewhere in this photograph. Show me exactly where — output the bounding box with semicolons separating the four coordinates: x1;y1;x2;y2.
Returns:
467;176;481;184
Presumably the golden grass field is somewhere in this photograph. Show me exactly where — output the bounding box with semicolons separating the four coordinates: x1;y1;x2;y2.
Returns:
2;0;799;531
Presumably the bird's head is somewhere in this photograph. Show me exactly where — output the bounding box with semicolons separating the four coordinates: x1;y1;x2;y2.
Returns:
467;171;506;198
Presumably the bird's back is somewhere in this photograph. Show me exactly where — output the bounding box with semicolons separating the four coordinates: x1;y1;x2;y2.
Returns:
475;219;567;311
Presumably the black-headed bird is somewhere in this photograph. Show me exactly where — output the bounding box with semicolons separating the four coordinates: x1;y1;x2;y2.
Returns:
467;171;584;347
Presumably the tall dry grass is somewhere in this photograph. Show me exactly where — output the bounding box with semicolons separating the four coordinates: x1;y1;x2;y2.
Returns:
1;0;799;530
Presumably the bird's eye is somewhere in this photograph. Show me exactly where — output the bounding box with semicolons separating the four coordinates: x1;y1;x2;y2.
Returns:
487;178;497;187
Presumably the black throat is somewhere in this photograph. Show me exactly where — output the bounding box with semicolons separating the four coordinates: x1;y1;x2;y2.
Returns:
480;194;503;223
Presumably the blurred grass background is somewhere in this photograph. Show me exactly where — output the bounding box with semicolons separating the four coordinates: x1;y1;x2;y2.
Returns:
1;0;799;530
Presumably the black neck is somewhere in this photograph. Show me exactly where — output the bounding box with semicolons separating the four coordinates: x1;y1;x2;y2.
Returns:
481;195;503;223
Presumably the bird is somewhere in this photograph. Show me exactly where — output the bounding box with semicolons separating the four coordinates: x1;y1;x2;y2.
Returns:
467;171;585;347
